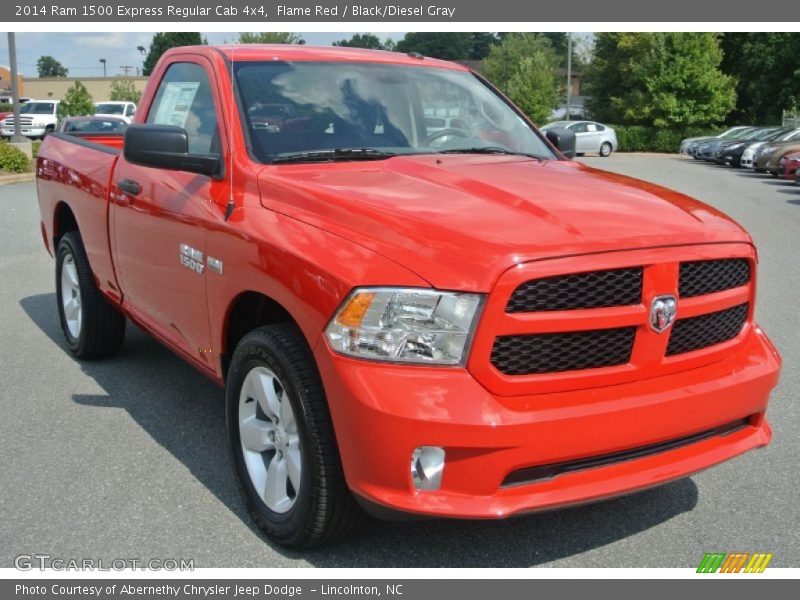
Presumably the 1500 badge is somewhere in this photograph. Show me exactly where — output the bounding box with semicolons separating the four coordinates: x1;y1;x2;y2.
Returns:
180;243;204;274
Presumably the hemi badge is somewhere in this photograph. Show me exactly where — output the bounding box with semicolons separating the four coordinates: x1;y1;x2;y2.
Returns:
207;257;223;275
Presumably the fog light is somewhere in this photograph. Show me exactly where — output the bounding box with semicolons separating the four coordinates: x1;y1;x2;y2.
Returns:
411;446;445;491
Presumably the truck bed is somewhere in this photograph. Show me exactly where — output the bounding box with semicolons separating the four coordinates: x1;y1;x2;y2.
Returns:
36;132;122;303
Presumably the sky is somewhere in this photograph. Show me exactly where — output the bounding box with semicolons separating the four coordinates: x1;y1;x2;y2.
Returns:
0;32;408;78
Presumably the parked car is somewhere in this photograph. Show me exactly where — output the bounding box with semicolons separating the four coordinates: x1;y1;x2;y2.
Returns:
719;128;795;167
701;127;779;162
741;129;800;169
754;137;800;173
680;126;755;157
541;120;618;156
776;150;800;180
0;99;59;139
36;44;780;549
0;95;31;105
94;101;137;124
56;116;127;150
58;115;128;134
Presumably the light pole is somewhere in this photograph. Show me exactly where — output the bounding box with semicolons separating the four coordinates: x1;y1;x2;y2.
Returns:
99;58;106;77
6;32;30;156
565;33;572;122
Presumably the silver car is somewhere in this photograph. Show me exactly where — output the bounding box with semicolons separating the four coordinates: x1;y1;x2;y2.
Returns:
542;120;618;156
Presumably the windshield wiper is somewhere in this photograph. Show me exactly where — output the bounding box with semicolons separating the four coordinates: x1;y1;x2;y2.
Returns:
271;148;397;164
436;147;546;161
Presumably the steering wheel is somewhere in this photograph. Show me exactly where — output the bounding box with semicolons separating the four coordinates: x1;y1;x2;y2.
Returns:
424;128;469;146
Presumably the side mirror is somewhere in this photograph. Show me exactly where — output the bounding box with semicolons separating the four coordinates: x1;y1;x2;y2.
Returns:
545;127;577;159
123;124;222;179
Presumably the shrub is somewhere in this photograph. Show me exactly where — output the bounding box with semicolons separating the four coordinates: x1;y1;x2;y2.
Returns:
32;140;42;159
0;143;31;173
611;125;722;153
57;80;94;121
0;103;12;112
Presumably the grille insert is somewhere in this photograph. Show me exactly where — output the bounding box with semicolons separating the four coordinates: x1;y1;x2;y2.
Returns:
679;259;750;298
501;418;750;487
507;268;642;313
491;327;636;375
666;303;748;356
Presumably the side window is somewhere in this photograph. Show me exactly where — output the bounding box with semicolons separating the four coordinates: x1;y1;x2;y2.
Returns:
586;123;597;132
594;123;605;131
126;104;136;117
569;122;587;133
147;62;219;154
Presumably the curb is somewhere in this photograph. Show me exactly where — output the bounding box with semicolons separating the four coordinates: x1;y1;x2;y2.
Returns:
0;172;35;186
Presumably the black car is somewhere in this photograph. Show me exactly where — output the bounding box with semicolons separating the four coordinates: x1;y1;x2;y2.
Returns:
717;128;790;167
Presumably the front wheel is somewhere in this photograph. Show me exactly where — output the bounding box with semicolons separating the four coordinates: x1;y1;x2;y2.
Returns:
225;324;363;548
599;142;613;157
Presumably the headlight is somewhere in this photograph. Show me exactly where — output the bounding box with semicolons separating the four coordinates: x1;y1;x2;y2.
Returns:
325;288;483;365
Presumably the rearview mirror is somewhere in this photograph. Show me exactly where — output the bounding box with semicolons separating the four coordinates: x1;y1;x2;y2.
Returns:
123;124;222;179
545;127;577;159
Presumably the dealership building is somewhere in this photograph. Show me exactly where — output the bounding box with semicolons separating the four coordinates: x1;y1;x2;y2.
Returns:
15;75;149;101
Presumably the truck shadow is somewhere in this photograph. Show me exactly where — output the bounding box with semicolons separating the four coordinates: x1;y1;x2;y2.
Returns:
20;292;698;567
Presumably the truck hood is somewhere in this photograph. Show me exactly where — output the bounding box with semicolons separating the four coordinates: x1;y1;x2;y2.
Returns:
258;155;751;291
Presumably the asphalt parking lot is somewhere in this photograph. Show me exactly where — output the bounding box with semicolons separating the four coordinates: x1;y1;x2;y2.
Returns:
0;154;797;568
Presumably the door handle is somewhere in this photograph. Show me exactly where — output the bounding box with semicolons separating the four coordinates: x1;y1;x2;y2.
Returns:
117;179;141;197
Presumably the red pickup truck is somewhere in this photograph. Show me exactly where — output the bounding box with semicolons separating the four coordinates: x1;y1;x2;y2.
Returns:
36;45;781;549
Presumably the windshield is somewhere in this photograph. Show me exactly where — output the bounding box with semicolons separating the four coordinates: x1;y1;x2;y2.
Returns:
541;121;569;129
779;130;800;142
63;118;126;133
720;127;746;138
750;128;781;140
95;103;125;115
234;61;557;163
20;102;55;115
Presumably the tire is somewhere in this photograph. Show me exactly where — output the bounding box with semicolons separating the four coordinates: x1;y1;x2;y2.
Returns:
56;231;125;359
599;142;612;157
226;324;363;548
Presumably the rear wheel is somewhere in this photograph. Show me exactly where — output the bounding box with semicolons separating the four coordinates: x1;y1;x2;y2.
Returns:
226;324;363;548
56;232;125;359
599;142;612;157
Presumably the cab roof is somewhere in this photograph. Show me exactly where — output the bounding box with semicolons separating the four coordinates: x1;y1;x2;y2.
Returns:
164;44;469;71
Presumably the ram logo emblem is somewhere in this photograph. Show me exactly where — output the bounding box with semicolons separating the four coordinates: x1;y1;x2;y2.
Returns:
650;295;677;333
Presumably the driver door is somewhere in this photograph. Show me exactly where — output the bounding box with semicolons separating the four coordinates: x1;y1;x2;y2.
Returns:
111;59;224;371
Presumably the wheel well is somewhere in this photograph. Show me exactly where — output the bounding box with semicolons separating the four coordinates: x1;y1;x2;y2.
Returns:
222;292;296;380
54;202;78;246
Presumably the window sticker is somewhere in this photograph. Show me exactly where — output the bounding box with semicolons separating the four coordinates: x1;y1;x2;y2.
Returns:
153;81;200;128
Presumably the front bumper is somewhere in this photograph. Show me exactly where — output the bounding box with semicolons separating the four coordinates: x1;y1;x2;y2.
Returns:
0;126;47;138
720;151;743;165
314;325;780;519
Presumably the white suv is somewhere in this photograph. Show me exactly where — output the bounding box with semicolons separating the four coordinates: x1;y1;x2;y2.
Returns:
0;100;59;139
93;101;136;124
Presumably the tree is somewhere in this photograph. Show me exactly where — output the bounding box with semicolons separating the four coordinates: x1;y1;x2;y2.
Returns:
109;79;142;104
395;33;471;60
720;33;800;123
57;81;94;121
481;34;561;123
37;55;68;78
468;33;499;60
585;33;736;128
332;34;388;50
143;32;204;75
237;32;305;44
